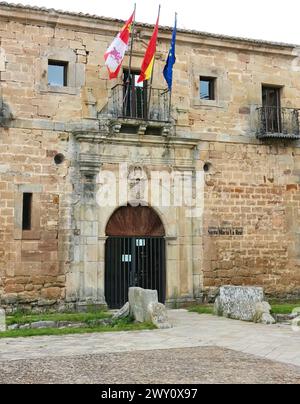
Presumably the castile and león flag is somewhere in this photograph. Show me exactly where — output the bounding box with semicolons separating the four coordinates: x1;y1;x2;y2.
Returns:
104;10;135;80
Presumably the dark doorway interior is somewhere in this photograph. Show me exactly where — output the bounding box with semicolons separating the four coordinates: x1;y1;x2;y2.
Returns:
262;86;282;133
105;206;166;309
123;70;148;119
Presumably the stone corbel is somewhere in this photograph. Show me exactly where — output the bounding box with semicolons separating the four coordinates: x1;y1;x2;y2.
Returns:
137;124;147;135
111;123;122;134
162;124;174;137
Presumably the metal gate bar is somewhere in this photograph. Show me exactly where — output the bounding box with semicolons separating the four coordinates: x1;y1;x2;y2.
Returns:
105;236;166;309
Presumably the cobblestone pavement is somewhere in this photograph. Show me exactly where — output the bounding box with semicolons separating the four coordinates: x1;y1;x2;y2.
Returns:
0;347;300;384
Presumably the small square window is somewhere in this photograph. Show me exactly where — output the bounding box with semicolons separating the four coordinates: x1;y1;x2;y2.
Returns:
200;77;216;100
48;60;68;87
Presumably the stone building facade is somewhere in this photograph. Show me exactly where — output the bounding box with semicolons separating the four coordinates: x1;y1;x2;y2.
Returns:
0;2;300;310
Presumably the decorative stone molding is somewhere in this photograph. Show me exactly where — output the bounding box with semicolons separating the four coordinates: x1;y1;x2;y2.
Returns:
111;123;122;134
162;124;174;137
79;154;102;177
73;130;104;143
105;117;175;137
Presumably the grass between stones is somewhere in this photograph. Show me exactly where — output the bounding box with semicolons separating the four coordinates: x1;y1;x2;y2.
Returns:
2;311;156;339
0;320;156;339
188;305;214;315
6;311;111;326
269;301;300;315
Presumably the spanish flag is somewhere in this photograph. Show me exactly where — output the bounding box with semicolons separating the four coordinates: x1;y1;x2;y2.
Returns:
105;11;135;80
137;13;160;83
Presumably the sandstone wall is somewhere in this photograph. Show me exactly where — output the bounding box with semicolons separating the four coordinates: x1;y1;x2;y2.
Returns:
201;142;300;298
0;4;300;308
0;126;72;309
1;9;300;133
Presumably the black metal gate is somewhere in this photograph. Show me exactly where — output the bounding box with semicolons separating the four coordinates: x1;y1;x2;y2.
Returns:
105;237;166;309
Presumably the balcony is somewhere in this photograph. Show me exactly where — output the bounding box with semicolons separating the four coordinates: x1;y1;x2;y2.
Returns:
99;84;173;136
257;107;300;140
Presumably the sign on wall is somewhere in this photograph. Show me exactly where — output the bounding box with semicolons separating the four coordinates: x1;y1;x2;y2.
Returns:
208;227;244;236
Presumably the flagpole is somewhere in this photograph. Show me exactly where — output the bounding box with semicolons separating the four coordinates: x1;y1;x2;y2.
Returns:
124;4;136;116
127;3;136;81
147;4;161;120
168;12;177;122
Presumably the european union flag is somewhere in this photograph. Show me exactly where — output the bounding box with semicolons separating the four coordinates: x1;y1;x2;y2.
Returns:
163;14;177;91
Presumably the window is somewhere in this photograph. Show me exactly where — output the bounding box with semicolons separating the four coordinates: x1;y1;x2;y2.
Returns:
22;193;32;230
200;77;215;100
48;60;68;87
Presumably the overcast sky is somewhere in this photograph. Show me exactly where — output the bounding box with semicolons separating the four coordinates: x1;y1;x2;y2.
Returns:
8;0;300;45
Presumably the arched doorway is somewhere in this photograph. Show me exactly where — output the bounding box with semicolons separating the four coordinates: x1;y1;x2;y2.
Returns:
105;205;166;309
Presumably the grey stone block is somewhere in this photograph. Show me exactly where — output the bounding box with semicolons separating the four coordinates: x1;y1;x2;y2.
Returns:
147;302;172;329
129;287;158;323
113;302;130;320
8;324;19;330
0;164;9;173
19;324;30;330
0;308;6;332
31;321;57;329
253;302;276;324
214;286;264;322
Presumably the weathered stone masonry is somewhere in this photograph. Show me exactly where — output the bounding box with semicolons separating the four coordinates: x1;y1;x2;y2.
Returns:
0;2;300;309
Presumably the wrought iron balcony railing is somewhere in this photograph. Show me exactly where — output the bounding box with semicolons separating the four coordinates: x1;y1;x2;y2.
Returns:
108;84;171;123
257;106;300;139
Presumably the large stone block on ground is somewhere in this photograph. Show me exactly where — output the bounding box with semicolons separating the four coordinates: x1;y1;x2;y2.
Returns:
129;287;158;323
214;286;264;322
0;308;6;332
147;302;172;329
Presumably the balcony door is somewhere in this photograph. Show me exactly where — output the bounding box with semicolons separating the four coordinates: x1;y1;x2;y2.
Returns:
262;86;281;133
123;70;148;119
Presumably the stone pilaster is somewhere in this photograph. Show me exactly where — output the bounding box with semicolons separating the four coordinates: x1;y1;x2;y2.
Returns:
67;153;106;308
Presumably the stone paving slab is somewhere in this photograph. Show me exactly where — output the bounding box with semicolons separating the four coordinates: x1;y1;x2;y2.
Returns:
0;310;299;368
1;347;300;384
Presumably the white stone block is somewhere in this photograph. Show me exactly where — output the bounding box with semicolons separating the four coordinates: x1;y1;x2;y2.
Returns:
214;286;264;322
0;308;6;332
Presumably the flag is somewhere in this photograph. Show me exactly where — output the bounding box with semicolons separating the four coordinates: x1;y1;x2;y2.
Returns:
104;11;135;80
163;14;177;91
137;14;160;83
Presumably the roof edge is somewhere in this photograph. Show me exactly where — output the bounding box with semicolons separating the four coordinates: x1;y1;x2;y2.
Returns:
0;1;299;49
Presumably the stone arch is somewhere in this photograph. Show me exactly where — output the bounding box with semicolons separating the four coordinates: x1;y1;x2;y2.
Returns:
105;205;165;237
